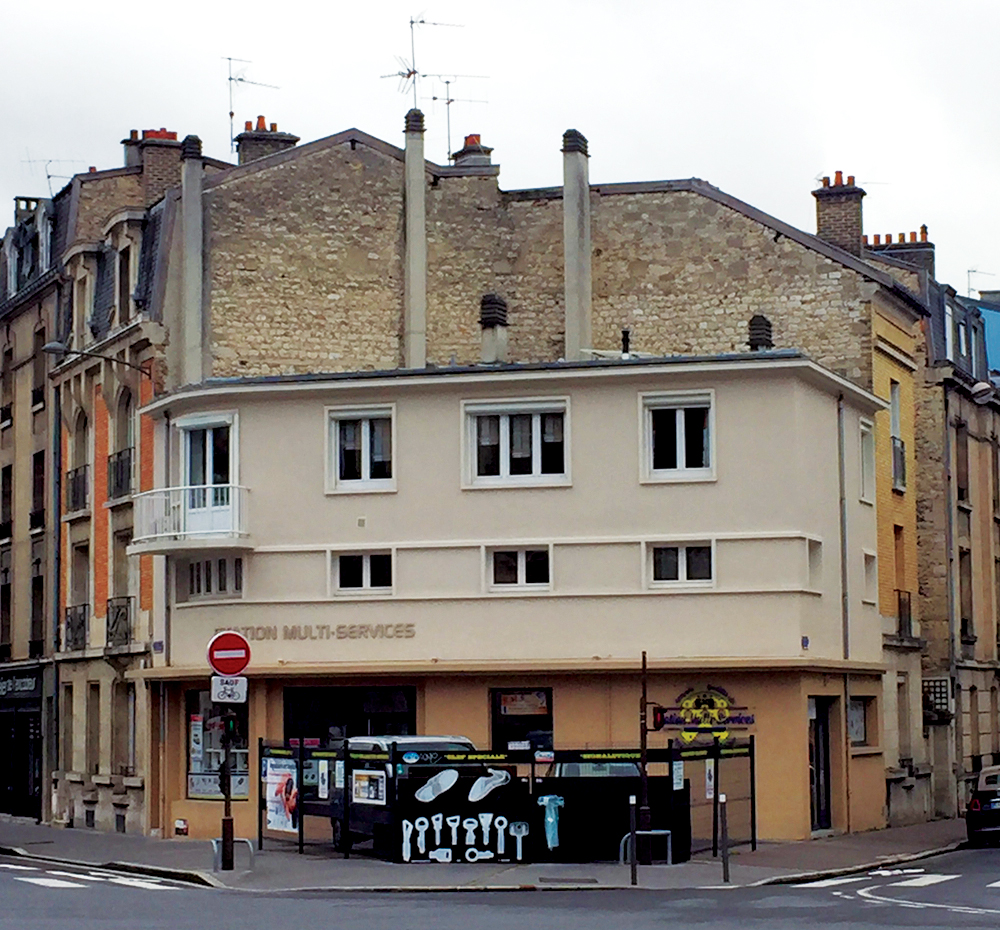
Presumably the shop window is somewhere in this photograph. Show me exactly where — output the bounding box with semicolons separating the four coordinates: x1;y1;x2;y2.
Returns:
642;391;713;481
649;543;713;585
327;406;394;492
464;400;569;487
180;556;244;601
186;690;249;799
335;552;392;592
489;548;550;588
848;697;874;747
491;688;553;751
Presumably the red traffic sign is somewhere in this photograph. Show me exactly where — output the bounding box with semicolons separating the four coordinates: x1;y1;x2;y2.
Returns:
207;631;251;677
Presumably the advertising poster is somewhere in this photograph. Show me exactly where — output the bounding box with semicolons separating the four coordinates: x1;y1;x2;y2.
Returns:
264;757;299;833
318;760;330;800
189;715;203;763
352;769;387;805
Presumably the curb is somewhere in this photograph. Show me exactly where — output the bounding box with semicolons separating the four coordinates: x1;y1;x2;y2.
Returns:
0;844;223;888
753;841;966;886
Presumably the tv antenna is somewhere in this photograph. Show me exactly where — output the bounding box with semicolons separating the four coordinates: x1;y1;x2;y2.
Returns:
21;155;85;196
968;269;996;298
381;16;462;109
224;57;279;152
423;76;488;161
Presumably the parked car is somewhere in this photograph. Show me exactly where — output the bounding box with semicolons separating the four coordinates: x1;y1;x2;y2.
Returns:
966;765;1000;845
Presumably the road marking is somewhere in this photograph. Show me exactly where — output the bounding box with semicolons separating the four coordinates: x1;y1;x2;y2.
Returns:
15;877;86;889
0;863;38;871
107;876;177;890
800;876;867;888
857;883;1000;917
46;870;107;881
888;874;960;887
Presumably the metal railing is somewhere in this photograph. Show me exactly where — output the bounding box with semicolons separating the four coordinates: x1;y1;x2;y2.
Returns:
891;436;907;492
64;604;89;651
107;447;133;500
133;484;248;543
896;589;912;638
65;465;89;512
106;596;133;648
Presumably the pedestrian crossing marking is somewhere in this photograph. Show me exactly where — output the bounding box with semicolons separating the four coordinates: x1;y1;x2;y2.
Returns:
887;874;960;888
107;876;176;891
986;880;1000;888
15;877;86;889
46;870;106;881
0;863;37;871
801;876;867;888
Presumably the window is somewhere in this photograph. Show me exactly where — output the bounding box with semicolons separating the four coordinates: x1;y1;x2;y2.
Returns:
117;246;131;325
848;697;873;746
641;392;713;481
179;415;236;532
186;690;249;799
945;301;955;360
0;466;11;540
956;424;969;502
958;320;968;358
183;556;243;600
464;400;568;487
860;419;875;502
491;688;553;751
649;543;713;585
327;406;394;492
863;552;877;604
32;329;45;408
489;548;550;588
0;348;12;428
889;381;905;492
335;552;392;592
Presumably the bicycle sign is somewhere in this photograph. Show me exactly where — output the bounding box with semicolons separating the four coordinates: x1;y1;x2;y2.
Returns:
211;676;248;704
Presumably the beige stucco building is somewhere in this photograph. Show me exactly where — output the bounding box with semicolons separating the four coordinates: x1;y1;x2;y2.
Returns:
130;352;888;841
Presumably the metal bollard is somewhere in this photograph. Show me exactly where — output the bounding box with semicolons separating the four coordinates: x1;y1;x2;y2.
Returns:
720;793;730;884
629;794;638;887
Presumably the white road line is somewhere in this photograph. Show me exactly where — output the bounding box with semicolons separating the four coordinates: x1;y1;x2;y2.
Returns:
857;883;1000;917
107;877;177;890
46;870;106;881
0;863;38;871
986;880;1000;888
15;876;86;889
800;876;867;888
888;874;961;888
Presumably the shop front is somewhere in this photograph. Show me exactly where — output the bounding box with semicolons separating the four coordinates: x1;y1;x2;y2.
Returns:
0;665;44;819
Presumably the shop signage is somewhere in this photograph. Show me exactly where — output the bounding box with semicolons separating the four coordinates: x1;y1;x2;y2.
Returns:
212;623;417;642
0;671;41;701
498;691;548;715
656;685;755;744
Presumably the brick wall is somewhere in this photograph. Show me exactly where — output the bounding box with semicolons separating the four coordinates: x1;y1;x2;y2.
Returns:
139;143;182;208
73;175;145;242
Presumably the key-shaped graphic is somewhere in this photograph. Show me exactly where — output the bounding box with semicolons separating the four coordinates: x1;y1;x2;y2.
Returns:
428;848;452;863
478;812;494;846
462;818;479;845
431;813;444;846
509;821;529;861
446;815;461;846
493;816;508;855
402;819;414;862
414;817;429;854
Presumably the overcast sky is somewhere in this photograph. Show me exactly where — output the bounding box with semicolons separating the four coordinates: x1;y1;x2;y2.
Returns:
2;0;996;295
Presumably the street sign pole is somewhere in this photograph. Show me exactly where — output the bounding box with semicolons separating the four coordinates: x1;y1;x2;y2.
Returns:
221;718;234;870
638;650;651;864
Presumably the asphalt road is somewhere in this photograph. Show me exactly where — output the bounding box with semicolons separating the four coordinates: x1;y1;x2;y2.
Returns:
5;849;1000;929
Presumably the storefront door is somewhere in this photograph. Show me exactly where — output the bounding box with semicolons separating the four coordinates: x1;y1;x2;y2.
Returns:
0;704;42;819
808;697;832;831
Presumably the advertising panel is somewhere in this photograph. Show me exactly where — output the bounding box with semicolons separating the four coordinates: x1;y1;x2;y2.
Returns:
264;757;299;833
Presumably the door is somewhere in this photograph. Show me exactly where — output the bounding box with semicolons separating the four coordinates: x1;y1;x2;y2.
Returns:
808;697;832;831
184;425;231;534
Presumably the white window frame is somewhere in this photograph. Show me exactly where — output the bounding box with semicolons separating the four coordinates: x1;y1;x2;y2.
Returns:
174;411;238;488
331;550;394;596
644;540;716;589
184;555;245;601
326;404;396;494
462;398;570;489
859;418;875;504
486;545;553;592
639;390;715;484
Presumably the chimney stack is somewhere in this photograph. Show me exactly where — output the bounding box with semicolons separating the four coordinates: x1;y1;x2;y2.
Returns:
234;115;300;166
480;294;509;363
403;109;427;368
865;223;936;277
562;129;592;360
123;128;182;206
452;134;493;168
812;171;866;257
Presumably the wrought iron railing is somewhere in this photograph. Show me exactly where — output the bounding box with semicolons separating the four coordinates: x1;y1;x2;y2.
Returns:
133;484;248;543
892;436;907;492
65;465;89;512
896;589;912;638
107;447;133;500
64;604;89;651
106;596;133;648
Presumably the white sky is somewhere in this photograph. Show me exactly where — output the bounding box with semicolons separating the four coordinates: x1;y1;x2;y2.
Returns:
2;0;996;295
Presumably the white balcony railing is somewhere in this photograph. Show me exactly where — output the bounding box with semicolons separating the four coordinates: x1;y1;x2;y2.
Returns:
133;484;248;545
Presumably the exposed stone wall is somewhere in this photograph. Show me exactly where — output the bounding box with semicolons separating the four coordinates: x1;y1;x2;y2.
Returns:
866;254;923;297
205;142;405;377
72;174;144;243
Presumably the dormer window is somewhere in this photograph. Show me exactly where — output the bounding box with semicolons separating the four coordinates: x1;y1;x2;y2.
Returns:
118;246;132;325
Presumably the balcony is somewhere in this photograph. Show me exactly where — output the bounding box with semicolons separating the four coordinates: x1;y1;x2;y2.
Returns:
896;589;912;639
107;447;133;500
65;465;89;513
106;596;133;648
131;484;249;554
31;385;44;410
891;436;907;492
64;604;89;651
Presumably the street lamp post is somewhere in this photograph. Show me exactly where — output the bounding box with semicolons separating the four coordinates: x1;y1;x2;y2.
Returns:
43;342;153;377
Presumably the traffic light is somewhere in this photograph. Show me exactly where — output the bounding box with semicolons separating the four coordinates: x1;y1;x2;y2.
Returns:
651;705;667;731
222;709;239;744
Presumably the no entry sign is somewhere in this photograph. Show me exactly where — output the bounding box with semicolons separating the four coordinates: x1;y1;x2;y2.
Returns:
207;631;251;677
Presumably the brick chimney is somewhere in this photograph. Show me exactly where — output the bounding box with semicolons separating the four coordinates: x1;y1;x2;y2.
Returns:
812;171;865;257
234;116;300;165
863;225;935;277
452;134;493;167
128;128;182;207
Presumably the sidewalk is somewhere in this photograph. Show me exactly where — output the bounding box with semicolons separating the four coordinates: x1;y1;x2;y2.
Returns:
0;815;967;892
